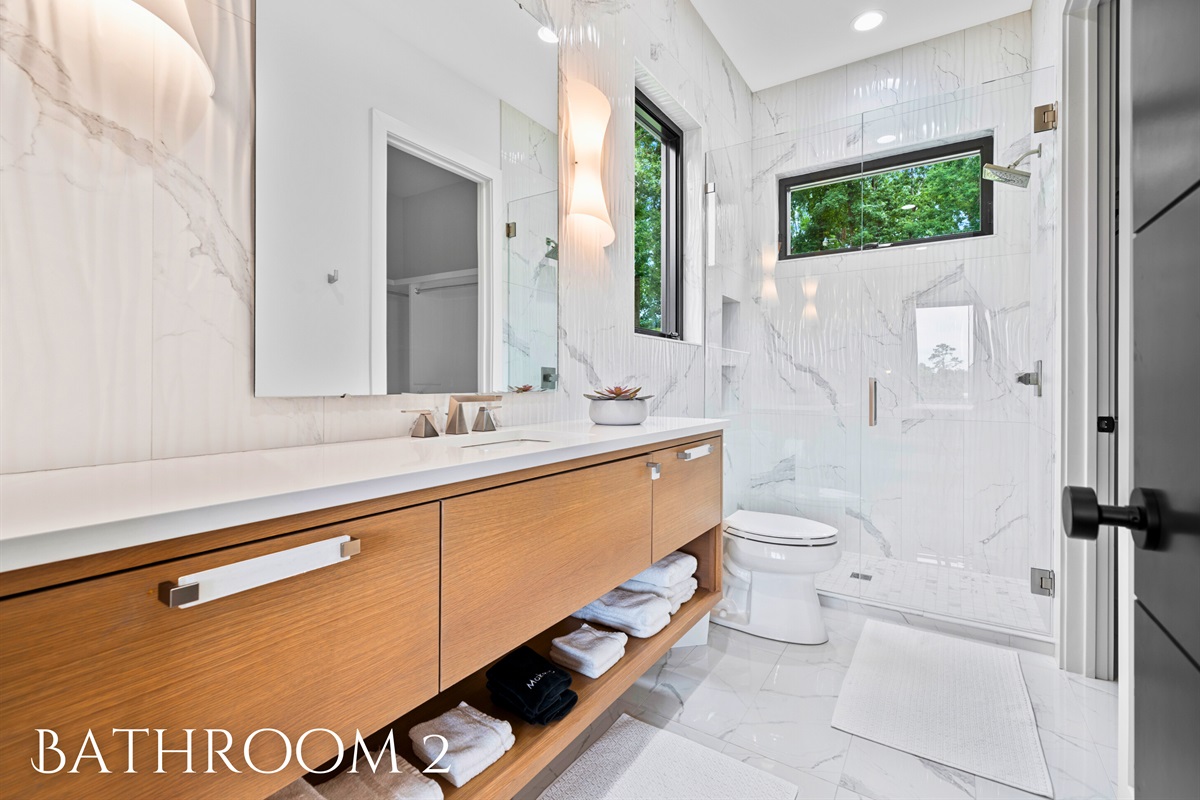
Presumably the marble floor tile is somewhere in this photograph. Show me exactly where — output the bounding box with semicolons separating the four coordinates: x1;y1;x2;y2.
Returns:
838;737;975;800
526;610;1121;800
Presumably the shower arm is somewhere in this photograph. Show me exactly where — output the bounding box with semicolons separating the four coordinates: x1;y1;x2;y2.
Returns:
1006;144;1043;170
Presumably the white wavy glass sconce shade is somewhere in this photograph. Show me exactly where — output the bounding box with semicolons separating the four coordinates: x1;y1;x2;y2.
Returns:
567;81;615;246
131;0;215;96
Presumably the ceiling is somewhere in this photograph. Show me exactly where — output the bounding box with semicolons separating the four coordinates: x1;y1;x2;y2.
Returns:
387;148;471;199
690;0;1031;92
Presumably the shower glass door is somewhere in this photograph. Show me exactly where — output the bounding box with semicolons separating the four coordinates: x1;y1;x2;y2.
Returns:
503;190;558;390
709;69;1057;639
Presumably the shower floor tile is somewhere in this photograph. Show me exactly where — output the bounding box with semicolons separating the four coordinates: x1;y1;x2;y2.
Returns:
815;553;1049;635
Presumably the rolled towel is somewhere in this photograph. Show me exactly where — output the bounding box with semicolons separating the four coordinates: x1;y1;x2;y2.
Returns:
319;754;443;800
626;552;698;588
484;646;573;722
409;702;514;788
572;589;672;638
551;644;624;679
619;575;698;601
266;779;324;800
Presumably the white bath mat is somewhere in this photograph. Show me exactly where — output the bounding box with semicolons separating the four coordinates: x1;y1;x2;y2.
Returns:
538;714;798;800
832;620;1053;798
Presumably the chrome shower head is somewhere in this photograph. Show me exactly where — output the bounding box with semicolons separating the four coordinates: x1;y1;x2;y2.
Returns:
982;163;1032;187
982;143;1042;189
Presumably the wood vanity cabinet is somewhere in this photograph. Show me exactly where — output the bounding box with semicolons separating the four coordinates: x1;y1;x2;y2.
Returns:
0;504;441;800
0;430;724;799
440;457;654;687
649;435;723;561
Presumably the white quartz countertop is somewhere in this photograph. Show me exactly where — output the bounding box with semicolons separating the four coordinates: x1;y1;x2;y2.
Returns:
0;417;726;573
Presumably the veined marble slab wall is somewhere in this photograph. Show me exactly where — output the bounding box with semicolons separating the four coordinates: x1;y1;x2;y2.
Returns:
720;13;1061;613
0;0;750;473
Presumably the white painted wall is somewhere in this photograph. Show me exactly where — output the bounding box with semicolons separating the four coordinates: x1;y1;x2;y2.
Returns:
397;182;478;279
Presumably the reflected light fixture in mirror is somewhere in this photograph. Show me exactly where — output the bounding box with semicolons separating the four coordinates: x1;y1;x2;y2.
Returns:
567;81;615;246
129;0;215;95
537;25;559;43
851;10;886;31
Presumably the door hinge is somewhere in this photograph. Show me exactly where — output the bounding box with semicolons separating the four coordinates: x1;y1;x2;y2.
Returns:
1034;102;1058;132
505;222;517;238
1030;567;1055;597
1097;416;1117;434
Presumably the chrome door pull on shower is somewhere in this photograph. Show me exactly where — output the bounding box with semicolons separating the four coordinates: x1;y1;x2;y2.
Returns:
868;378;878;427
157;535;361;608
678;444;713;461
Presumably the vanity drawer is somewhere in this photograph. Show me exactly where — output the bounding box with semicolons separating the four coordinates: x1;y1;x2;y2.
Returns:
440;457;653;687
0;503;441;800
650;436;723;561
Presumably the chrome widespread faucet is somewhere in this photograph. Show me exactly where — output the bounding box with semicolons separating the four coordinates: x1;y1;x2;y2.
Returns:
445;394;502;434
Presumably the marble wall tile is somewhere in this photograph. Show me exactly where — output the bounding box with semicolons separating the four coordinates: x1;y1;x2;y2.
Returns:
900;30;966;102
846;50;904;115
900;417;965;567
964;420;1030;579
963;13;1033;86
1;0;753;473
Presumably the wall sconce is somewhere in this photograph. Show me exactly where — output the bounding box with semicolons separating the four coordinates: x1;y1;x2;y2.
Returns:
567;81;615;246
131;0;215;96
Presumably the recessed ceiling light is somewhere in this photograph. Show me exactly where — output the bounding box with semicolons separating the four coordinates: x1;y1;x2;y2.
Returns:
877;134;897;144
537;26;559;43
901;203;917;210
852;10;886;32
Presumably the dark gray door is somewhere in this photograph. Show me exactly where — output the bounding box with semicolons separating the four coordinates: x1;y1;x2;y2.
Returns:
1128;0;1200;796
1062;1;1200;798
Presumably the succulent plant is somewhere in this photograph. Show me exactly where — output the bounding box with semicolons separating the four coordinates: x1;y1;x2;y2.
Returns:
585;385;653;401
509;384;535;393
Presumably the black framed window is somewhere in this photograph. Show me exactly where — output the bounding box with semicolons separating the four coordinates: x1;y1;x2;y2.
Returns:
634;90;683;338
778;136;994;259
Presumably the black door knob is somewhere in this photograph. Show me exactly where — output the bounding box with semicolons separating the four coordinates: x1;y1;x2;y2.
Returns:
1062;485;1162;550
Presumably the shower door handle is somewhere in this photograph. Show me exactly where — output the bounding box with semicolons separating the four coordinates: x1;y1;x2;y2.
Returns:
867;378;878;427
1062;485;1165;550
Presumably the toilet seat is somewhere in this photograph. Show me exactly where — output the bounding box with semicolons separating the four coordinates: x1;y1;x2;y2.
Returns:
725;509;838;547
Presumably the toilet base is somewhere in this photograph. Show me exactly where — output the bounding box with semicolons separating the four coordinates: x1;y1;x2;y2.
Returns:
713;570;829;645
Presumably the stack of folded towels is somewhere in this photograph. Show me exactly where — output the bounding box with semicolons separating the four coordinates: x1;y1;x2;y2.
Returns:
409;701;514;788
620;551;699;614
486;646;578;725
550;623;628;679
268;754;443;800
571;551;699;638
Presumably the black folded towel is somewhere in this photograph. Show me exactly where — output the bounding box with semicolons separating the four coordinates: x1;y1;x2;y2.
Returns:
491;685;579;725
485;646;573;723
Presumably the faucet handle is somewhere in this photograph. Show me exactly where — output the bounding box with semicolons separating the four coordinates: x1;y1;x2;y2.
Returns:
409;409;439;438
473;404;500;432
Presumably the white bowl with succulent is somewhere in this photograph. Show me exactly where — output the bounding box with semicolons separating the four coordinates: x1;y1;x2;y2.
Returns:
586;385;653;425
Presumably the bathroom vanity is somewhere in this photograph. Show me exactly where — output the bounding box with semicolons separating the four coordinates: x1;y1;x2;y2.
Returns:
0;419;725;799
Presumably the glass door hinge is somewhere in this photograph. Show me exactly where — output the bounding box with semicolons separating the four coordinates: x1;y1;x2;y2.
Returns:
1031;567;1055;597
1034;103;1058;132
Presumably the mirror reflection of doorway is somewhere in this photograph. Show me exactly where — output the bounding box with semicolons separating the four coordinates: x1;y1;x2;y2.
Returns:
385;147;480;394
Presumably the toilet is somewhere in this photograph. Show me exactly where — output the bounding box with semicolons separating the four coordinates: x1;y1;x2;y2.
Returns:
712;510;840;645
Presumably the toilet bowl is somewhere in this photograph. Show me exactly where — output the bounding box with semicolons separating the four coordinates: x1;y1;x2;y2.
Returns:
712;510;839;645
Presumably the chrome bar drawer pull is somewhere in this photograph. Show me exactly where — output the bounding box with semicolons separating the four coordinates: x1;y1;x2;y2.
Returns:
677;444;714;461
647;462;662;480
157;535;360;609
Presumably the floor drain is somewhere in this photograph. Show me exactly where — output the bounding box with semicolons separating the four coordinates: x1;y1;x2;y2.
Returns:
849;572;874;581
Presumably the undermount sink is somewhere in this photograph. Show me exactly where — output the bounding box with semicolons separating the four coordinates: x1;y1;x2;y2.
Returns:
441;429;562;452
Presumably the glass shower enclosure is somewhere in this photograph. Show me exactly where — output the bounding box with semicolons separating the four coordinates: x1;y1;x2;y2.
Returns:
706;69;1058;640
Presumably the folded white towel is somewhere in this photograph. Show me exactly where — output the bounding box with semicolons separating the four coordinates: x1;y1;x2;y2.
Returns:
667;579;698;614
627;552;698;588
266;779;324;800
572;589;672;638
409;702;514;788
551;644;624;679
550;624;628;678
319;753;444;800
619;575;698;601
